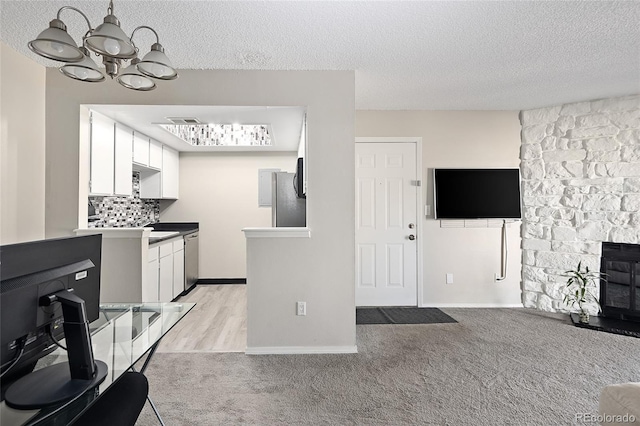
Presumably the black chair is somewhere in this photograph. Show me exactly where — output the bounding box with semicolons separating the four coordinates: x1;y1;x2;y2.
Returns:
73;372;148;426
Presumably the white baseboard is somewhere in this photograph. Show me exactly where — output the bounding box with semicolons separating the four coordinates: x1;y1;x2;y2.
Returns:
245;345;358;355
423;303;524;308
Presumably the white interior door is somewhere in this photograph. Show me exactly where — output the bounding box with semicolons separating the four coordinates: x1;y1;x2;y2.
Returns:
355;142;418;306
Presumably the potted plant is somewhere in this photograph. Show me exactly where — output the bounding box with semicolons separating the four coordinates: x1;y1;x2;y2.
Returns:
563;261;604;323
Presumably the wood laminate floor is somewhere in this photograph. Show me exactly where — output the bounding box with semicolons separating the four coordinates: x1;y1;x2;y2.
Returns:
156;285;247;353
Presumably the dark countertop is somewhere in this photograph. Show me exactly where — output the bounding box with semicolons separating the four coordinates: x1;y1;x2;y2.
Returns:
149;222;199;232
148;222;199;245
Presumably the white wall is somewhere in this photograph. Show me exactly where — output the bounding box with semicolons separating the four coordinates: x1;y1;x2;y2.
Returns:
0;43;46;245
356;111;523;307
160;153;298;278
44;68;356;352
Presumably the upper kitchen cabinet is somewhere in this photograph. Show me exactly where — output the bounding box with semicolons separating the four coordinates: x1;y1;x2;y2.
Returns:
139;144;179;200
141;145;179;199
89;112;115;195
114;123;133;196
139;170;161;199
89;112;133;196
162;146;179;199
90;112;132;197
134;132;161;170
133;131;151;167
149;139;163;169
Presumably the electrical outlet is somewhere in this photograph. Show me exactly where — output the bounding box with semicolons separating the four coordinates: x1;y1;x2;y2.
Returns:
296;301;307;316
446;273;454;284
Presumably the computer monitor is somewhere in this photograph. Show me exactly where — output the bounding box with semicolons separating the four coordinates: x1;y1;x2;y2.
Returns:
0;235;108;409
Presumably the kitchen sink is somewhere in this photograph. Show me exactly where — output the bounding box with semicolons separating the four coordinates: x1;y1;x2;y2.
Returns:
149;231;180;239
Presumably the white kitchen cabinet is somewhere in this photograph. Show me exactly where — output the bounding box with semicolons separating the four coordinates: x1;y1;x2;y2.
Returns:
161;146;179;199
89;112;115;195
147;238;184;302
149;139;163;169
140;171;161;199
141;144;180;200
114;123;133;196
144;247;160;302
90;113;134;197
172;239;185;299
133;131;150;166
159;252;174;302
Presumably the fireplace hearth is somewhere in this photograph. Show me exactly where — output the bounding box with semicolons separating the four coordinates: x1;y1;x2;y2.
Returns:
570;313;640;338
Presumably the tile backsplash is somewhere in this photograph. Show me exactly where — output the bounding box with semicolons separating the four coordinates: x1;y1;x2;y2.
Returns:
88;172;159;228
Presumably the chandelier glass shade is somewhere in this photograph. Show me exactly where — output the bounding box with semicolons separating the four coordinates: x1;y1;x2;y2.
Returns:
59;47;105;82
28;1;177;91
84;16;136;59
28;20;85;62
116;58;156;91
138;44;178;80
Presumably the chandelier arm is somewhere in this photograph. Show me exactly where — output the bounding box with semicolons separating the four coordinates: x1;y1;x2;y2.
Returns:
130;26;161;45
56;6;93;32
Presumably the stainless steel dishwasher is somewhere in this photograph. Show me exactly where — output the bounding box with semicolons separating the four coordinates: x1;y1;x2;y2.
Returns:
184;232;199;292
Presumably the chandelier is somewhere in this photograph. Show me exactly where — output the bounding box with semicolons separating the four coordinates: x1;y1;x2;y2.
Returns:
28;0;177;91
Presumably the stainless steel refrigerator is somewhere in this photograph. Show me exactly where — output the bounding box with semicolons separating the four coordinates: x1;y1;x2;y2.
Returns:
272;172;306;227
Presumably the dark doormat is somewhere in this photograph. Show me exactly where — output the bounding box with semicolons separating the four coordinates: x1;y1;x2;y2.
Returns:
356;307;457;325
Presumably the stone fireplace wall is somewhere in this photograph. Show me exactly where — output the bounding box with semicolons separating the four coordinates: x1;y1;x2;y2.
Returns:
520;95;640;313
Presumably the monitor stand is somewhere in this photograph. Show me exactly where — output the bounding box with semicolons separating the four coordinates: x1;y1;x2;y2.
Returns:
4;290;108;409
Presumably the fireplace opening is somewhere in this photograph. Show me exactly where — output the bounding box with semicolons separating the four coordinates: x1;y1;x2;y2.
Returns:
571;242;640;337
601;242;640;322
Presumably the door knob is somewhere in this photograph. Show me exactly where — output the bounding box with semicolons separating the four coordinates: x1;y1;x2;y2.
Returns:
408;234;415;240
408;223;415;229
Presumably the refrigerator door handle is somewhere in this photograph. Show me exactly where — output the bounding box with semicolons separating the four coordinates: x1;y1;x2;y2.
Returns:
293;172;298;194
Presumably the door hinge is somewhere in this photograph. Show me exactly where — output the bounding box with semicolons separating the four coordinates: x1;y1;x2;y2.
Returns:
411;180;421;186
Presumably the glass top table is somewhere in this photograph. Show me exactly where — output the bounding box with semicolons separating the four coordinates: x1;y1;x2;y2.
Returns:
1;302;195;426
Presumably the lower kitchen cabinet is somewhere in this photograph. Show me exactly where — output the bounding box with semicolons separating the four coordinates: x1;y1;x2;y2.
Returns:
74;228;190;304
173;240;185;299
144;247;160;302
147;237;185;302
159;253;174;302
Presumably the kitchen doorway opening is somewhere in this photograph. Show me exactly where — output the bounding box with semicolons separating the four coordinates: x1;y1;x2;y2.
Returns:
78;104;308;353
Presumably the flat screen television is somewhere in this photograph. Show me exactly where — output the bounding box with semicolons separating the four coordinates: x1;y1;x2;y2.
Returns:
433;168;522;219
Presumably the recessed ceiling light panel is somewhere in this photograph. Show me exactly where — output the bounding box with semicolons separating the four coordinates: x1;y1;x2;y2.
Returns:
159;123;272;147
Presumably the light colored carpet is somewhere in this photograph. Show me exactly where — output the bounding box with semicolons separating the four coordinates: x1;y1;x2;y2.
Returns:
136;308;639;425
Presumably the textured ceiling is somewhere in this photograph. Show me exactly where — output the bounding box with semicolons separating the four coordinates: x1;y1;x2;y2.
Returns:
1;1;639;110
